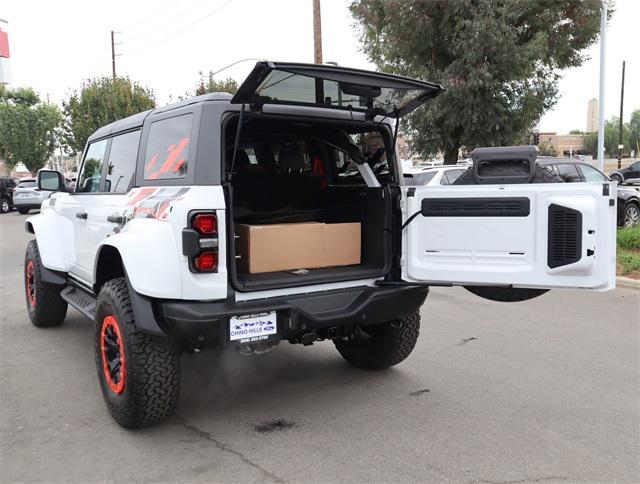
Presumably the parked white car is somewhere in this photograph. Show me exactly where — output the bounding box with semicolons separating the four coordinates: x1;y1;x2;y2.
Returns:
403;166;469;186
12;178;50;214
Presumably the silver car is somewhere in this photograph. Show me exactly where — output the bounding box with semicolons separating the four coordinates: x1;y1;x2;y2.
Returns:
12;178;51;214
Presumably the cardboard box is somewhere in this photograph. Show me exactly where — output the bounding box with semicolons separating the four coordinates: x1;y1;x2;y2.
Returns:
323;222;361;267
235;222;361;274
235;222;324;274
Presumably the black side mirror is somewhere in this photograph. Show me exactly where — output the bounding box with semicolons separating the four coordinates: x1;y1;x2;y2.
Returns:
37;170;65;192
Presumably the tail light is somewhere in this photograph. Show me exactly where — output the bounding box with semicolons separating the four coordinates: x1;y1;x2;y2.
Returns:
195;251;218;271
182;211;219;273
193;213;217;234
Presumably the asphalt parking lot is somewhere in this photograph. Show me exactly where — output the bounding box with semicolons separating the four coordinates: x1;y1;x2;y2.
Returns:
1;211;638;483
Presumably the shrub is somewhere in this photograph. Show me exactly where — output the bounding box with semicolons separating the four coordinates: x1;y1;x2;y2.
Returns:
617;226;640;250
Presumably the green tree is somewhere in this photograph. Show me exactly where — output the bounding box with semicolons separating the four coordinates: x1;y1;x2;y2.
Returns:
603;116;632;156
350;0;609;163
0;86;61;173
195;72;238;96
538;142;557;157
585;131;598;155
63;77;155;154
583;112;638;157
569;129;584;135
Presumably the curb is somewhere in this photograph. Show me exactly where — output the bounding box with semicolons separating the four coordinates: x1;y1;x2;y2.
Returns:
616;276;640;289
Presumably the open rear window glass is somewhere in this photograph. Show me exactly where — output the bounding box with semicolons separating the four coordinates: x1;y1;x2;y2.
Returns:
232;62;444;118
144;114;192;180
256;70;426;116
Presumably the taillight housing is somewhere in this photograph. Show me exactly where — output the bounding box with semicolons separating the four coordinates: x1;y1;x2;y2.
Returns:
182;211;218;273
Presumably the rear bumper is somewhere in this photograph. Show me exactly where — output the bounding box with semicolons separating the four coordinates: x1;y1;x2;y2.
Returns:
151;285;428;349
12;199;43;209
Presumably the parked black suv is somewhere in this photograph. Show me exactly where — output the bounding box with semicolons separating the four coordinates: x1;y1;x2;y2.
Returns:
0;176;18;213
537;159;639;226
609;160;640;184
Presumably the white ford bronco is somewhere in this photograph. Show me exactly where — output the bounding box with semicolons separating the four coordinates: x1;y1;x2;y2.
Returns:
24;62;616;428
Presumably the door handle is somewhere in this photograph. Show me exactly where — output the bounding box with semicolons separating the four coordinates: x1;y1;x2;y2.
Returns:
75;211;88;219
107;214;125;224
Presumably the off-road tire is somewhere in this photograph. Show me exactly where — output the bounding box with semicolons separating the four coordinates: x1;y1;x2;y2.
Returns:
1;198;9;213
24;240;67;327
17;208;30;214
94;277;180;429
453;161;558;303
453;161;563;185
334;313;420;370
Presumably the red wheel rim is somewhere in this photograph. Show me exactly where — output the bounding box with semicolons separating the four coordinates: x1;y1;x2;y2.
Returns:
100;315;126;394
26;260;36;307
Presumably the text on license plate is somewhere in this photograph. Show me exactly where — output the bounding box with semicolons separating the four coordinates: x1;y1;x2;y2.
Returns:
229;312;277;343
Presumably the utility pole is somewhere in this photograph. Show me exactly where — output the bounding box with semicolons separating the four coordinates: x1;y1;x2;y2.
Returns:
312;0;323;64
597;2;607;171
617;60;625;169
111;30;117;80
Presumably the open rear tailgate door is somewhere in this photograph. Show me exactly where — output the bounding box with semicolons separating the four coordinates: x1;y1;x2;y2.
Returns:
231;61;444;118
402;183;617;291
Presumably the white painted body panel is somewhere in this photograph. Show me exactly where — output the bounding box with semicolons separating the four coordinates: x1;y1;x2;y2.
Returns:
26;195;76;272
402;182;617;291
95;185;229;300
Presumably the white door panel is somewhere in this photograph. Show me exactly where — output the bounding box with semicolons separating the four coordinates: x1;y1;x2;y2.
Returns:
55;194;91;281
84;194;129;280
402;183;616;291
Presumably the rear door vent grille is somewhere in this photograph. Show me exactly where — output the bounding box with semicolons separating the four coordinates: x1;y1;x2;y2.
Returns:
548;204;582;268
421;197;530;217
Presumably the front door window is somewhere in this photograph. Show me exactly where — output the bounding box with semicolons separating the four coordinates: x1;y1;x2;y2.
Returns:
77;140;108;193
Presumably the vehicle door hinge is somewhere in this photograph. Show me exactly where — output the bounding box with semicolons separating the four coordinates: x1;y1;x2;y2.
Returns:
602;183;610;196
407;187;416;197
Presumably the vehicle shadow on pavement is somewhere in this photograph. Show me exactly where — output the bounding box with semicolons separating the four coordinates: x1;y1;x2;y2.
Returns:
177;342;428;424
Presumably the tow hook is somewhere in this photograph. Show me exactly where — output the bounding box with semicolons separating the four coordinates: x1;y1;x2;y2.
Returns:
299;332;320;346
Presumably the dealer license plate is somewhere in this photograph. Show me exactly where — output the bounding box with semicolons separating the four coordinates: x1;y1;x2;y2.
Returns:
229;312;277;343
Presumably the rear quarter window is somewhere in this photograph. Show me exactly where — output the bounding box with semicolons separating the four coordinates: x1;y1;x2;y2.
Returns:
144;114;192;180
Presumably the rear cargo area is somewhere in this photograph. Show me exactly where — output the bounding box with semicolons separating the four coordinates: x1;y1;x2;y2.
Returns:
225;115;393;291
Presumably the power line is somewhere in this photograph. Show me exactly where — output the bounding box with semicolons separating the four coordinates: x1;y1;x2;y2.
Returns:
85;48;111;78
127;0;235;54
124;0;210;43
120;0;185;31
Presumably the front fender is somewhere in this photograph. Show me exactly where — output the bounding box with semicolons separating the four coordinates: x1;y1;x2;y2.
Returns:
25;208;74;272
97;218;182;299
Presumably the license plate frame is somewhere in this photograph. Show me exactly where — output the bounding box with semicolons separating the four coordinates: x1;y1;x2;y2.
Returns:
228;311;278;344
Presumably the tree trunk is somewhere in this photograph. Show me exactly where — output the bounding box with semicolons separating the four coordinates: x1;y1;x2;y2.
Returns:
443;146;460;165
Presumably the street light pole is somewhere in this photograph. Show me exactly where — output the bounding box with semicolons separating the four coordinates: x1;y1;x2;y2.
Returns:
617;60;625;169
597;2;607;171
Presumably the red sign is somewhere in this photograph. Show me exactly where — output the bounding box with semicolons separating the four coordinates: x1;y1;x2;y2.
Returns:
0;31;10;58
